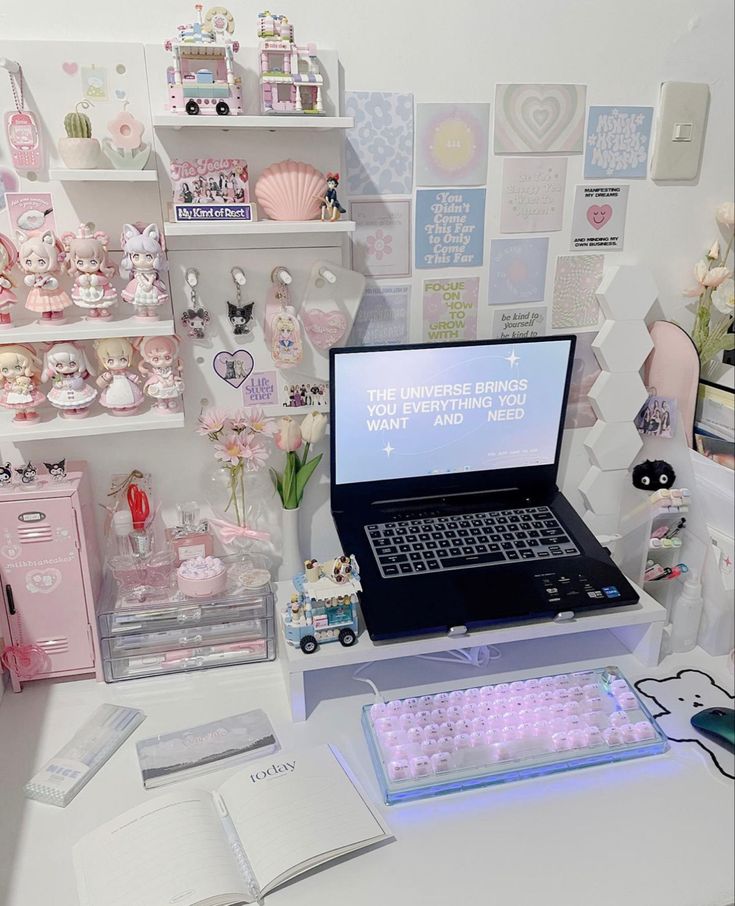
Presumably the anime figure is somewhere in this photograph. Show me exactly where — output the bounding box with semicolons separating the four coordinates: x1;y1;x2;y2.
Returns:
44;458;67;482
0;462;13;487
320;172;346;222
17;231;71;323
15;461;37;485
270;312;302;368
94;337;144;415
62;225;117;319
0;232;19;328
227;300;254;336
119;223;168;320
181;307;210;339
41;341;97;419
0;344;45;422
138;335;184;414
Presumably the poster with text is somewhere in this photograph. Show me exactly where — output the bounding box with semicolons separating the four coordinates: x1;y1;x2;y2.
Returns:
351;199;411;278
500;158;566;233
570;185;629;252
585;106;654;179
5;191;56;236
416;103;489;186
491;306;547;340
494;84;587;154
551;255;604;329
489;237;549;304
349;284;410;347
415;188;486;269
345;91;414;195
423;277;479;342
241;371;278;407
564;332;601;429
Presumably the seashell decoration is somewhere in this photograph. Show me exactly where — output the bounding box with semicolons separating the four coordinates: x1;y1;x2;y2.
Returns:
255;159;325;221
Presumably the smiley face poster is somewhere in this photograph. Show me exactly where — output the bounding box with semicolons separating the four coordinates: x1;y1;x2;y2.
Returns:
570;185;629;252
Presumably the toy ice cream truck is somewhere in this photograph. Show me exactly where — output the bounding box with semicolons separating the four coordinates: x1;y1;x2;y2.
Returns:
283;555;360;654
164;5;243;116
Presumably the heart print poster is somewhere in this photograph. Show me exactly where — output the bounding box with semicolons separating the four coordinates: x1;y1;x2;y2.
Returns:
494;84;587;154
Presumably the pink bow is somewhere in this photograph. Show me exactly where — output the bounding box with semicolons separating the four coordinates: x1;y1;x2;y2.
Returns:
209;517;271;545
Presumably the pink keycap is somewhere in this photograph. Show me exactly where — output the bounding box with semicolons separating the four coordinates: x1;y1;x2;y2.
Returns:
438;735;455;753
549;702;566;717
501;726;520;742
419;695;434;710
478;701;495;717
383;731;403;748
410;755;432;778
454;733;472;749
550;718;567;734
421;739;439;756
586;727;603;747
438;721;455;737
454;719;473;734
484;730;498;746
611;679;629;694
423;723;441;741
407;727;424;744
539;676;555;688
399;714;416;731
388;759;411;781
489;742;512;762
522;694;539;708
609;711;630;727
370;703;387;720
415;710;432;727
449;691;465;706
568;686;585;700
604;728;623;746
564;715;583;730
472;717;489;733
432;692;450;707
617;692;638;710
568;729;588;748
555;688;571;702
633;721;656;741
620;724;636;744
583;684;599;699
525;679;540;691
386;700;404;715
375;717;398;733
551;733;571;752
469;731;486;748
447;706;464;722
583;712;607;729
555;674;572;688
431;751;452;773
480;686;495;698
465;688;481;703
431;708;447;724
539;690;555;703
584;695;603;710
563;701;581;716
403;697;420;713
495;683;510;695
463;703;479;720
389;744;411;761
517;723;535;740
510;681;526;693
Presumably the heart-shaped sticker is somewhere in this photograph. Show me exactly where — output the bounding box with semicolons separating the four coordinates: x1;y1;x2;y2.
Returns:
213;350;254;388
302;308;348;351
25;568;62;594
586;204;613;230
62;62;79;75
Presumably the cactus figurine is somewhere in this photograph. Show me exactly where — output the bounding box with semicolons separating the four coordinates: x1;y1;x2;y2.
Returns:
58;100;100;170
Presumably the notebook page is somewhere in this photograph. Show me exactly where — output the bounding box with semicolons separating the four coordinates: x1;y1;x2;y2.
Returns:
218;745;390;893
73;791;249;906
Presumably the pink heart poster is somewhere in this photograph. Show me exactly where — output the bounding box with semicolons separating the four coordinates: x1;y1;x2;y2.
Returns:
570;185;629;252
494;84;587;154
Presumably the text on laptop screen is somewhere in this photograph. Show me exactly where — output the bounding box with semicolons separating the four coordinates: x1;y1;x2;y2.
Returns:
333;339;573;485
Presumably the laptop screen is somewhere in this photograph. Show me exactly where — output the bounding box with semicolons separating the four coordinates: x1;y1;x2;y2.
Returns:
332;338;574;486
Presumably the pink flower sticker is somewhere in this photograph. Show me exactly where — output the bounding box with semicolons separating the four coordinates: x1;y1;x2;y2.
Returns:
366;229;393;261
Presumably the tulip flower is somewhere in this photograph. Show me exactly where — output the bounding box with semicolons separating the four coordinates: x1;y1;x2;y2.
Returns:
707;240;720;260
300;410;328;444
270;414;325;510
685;260;732;296
712;278;734;315
274;417;303;452
716;202;735;228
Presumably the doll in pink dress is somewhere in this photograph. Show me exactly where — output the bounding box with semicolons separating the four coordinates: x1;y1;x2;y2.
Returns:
94;337;143;415
17;231;71;323
41;341;97;419
62;225;117;320
138;335;184;414
119;223;168;320
0;344;45;422
0;233;19;329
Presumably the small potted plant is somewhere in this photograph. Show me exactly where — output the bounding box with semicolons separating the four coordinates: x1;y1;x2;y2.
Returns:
58;100;100;170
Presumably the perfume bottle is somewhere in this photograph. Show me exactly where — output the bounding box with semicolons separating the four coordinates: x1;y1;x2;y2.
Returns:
166;502;214;566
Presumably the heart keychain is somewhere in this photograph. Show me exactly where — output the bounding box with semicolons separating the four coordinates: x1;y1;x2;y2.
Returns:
300;261;365;370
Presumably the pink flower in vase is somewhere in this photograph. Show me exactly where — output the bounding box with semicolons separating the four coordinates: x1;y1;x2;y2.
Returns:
197;408;229;436
366;229;393;261
240;434;269;471
213;432;248;465
684;260;732;296
245;407;278;436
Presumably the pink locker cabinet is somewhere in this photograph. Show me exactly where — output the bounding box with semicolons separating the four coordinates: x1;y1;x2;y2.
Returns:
0;462;102;692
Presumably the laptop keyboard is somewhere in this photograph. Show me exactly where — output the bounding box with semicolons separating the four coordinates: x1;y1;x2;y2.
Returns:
366;506;580;579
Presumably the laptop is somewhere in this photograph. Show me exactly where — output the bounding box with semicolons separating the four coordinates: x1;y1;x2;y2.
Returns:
329;336;638;641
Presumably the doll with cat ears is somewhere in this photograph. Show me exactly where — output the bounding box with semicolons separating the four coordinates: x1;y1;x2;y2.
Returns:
16;230;72;323
119;223;168;321
0;232;19;329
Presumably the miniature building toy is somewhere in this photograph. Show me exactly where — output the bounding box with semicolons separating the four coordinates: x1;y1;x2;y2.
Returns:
165;5;243;116
257;11;324;115
283;555;360;653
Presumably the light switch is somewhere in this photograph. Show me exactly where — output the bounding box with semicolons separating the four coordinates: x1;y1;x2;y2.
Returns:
672;122;693;142
650;82;710;180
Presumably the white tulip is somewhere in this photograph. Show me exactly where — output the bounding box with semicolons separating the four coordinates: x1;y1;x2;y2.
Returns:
712;279;735;315
300;411;328;444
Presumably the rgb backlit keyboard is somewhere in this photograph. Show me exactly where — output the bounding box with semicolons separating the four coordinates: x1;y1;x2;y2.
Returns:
362;666;668;804
365;506;579;579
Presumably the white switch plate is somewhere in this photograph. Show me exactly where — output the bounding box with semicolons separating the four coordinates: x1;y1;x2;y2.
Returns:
650;82;710;180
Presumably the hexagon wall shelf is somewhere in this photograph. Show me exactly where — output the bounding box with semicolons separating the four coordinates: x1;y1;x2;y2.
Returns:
579;466;630;514
585;421;643;471
592;320;654;373
589;371;649;422
596;265;659;321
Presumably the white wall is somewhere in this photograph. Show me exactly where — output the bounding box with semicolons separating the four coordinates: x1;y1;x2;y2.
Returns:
0;0;733;563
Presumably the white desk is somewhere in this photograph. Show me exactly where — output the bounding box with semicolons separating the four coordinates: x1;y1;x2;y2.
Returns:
0;642;733;906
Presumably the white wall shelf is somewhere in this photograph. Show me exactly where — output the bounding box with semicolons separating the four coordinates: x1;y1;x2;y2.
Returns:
48;169;158;182
0;409;185;442
152;114;353;131
3;316;175;344
163;220;355;238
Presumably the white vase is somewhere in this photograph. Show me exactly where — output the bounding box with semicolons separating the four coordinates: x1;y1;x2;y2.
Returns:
57;137;101;169
280;506;303;580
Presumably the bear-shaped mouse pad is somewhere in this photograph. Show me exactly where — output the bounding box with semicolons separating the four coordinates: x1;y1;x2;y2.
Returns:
635;669;734;780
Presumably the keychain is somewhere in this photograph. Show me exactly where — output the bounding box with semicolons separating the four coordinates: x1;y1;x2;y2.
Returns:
267;267;302;368
226;267;254;336
180;268;210;339
3;63;42;173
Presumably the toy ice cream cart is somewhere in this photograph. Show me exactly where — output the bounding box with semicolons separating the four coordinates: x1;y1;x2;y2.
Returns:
283;555;360;654
164;6;243;116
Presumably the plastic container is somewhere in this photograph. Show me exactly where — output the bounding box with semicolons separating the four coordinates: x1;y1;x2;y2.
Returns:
177;556;227;598
669;571;704;653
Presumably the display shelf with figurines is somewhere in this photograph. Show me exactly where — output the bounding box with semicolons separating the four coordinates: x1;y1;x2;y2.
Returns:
48;169;159;182
152;114;353;130
0;406;185;442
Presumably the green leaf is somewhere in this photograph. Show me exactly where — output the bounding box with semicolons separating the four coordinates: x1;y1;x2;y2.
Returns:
282;452;297;509
295;453;322;506
269;467;283;501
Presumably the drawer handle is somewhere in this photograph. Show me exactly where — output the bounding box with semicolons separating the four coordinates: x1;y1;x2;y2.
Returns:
5;584;16;616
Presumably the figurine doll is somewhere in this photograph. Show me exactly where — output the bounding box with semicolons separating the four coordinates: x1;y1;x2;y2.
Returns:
0;344;45;422
0;232;19;329
15;461;38;486
44;459;67;482
138;335;184;414
41;341;97;419
0;462;13;487
62;225;117;319
320;172;346;222
119;223;168;320
17;231;71;323
94;337;143;415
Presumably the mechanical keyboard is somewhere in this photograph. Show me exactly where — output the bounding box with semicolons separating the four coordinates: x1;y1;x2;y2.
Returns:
365;506;580;579
362;666;668;804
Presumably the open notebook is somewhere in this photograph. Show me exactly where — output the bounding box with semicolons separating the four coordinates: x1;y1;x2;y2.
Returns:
74;745;392;906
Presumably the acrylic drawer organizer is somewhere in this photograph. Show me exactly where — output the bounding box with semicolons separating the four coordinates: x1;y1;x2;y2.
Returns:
362;666;668;805
98;563;275;682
